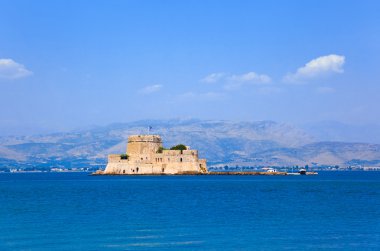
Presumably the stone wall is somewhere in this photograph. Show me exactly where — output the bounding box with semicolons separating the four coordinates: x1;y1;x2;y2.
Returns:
103;134;207;175
126;135;162;155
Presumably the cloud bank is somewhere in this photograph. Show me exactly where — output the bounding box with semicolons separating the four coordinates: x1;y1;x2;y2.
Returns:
229;72;271;83
284;54;345;83
201;71;271;90
139;84;163;94
226;72;271;89
0;59;33;79
201;72;226;83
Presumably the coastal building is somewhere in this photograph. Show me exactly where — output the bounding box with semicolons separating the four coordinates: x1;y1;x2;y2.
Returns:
103;135;208;175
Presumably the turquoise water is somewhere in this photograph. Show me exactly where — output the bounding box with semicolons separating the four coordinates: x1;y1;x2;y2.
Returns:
0;172;379;250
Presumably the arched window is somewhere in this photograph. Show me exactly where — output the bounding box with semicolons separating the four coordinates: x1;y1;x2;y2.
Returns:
180;158;183;162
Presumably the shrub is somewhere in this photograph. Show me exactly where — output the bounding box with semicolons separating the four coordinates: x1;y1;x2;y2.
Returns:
120;154;129;160
156;146;167;153
170;144;187;151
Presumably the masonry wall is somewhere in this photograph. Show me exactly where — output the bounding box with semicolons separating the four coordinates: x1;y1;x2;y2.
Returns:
103;135;207;175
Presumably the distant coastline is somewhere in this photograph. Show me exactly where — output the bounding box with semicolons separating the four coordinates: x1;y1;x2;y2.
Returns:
2;165;380;174
1;120;380;172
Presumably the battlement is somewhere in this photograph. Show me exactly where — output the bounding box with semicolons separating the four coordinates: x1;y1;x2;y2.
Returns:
127;135;162;155
128;135;162;143
162;149;198;156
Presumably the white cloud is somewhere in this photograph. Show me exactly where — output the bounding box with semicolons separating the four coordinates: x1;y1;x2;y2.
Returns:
229;72;271;83
0;58;33;79
225;71;271;90
201;72;226;83
284;54;345;83
201;71;271;91
139;84;163;94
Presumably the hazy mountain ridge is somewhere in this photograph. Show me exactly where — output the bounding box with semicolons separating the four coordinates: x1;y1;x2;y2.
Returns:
301;121;380;144
1;119;380;168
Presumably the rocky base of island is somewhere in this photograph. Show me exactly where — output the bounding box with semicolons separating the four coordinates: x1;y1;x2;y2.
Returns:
92;170;318;176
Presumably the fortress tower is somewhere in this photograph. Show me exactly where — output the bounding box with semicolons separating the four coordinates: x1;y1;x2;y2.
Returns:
103;135;207;175
126;135;162;163
126;135;162;155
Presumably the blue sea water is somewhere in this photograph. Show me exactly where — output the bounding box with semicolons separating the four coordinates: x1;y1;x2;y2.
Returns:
0;172;379;250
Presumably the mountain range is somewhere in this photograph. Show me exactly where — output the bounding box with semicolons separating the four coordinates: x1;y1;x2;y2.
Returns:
1;119;380;169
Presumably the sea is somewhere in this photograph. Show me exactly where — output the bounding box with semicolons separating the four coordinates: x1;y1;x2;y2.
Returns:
0;172;379;250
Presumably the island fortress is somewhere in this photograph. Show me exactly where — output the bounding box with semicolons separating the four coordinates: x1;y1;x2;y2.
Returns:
103;135;208;175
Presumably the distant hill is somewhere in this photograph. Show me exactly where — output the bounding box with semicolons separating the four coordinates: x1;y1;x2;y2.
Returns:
1;119;380;169
301;121;380;144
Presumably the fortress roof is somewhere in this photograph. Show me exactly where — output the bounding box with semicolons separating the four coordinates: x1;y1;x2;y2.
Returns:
128;135;162;143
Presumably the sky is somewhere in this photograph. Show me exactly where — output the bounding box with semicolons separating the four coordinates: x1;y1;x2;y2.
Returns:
0;0;379;135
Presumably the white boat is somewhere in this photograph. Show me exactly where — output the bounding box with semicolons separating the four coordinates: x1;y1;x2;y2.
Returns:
299;168;307;175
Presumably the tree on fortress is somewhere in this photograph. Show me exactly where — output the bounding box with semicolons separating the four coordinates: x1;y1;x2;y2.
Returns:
170;144;187;151
156;147;167;153
120;154;129;159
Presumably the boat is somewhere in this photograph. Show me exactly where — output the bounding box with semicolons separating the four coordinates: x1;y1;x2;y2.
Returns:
266;168;277;173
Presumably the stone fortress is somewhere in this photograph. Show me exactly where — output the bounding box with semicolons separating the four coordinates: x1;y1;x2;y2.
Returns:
103;135;208;175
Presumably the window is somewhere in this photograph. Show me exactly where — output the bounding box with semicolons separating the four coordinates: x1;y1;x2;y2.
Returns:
136;167;139;173
180;158;183;162
162;168;165;173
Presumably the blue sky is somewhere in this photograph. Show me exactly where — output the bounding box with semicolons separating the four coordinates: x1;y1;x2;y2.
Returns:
0;0;379;134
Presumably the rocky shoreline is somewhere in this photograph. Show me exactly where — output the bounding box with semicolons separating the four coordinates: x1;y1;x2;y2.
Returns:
92;170;318;176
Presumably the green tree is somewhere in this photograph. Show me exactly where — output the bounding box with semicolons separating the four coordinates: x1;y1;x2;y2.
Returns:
156;146;167;153
120;154;129;160
170;144;187;151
